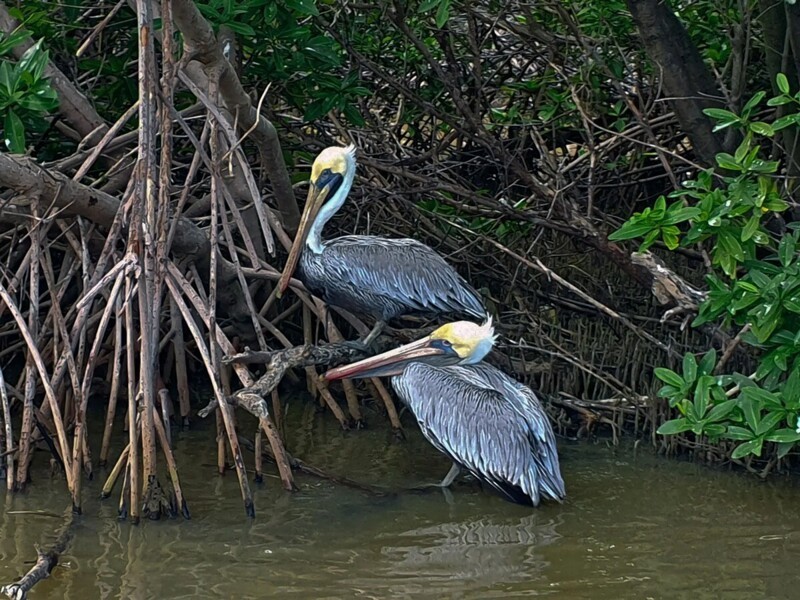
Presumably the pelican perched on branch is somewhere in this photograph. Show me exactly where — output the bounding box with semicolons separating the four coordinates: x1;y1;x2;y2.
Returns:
325;319;565;506
276;145;486;345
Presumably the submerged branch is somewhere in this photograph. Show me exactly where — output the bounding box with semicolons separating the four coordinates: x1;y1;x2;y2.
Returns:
238;436;392;497
0;507;75;600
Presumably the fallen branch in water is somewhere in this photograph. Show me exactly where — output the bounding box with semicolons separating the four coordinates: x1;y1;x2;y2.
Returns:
290;456;394;496
0;507;75;600
238;436;392;497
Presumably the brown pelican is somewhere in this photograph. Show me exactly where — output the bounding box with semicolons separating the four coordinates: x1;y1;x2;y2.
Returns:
276;145;486;345
324;319;565;506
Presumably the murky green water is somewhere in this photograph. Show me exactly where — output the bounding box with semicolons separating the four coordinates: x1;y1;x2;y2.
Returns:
1;400;799;599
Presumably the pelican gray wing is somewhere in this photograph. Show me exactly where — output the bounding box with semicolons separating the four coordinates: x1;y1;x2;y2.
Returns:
300;235;486;321
453;363;566;502
392;362;565;506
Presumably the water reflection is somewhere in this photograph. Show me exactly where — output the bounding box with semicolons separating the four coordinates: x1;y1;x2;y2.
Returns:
1;408;800;599
366;512;563;597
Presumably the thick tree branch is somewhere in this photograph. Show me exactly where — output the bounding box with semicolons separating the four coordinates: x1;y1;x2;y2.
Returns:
170;0;300;232
198;340;389;420
626;0;725;166
0;2;106;141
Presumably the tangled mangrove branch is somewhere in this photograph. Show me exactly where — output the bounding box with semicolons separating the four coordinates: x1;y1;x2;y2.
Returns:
0;0;310;519
1;0;785;534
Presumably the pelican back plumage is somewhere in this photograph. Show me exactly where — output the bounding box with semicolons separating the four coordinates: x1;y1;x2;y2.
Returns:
391;362;565;506
298;235;486;322
276;145;488;327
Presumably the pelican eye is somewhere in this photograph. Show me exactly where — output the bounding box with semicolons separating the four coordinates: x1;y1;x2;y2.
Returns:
432;338;456;354
316;168;343;191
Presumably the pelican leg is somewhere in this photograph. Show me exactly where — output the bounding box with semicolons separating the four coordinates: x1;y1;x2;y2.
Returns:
440;486;456;506
438;463;461;488
342;320;386;353
408;464;462;494
361;320;386;347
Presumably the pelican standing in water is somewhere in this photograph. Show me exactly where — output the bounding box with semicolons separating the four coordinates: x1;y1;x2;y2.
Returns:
276;145;486;345
324;319;565;506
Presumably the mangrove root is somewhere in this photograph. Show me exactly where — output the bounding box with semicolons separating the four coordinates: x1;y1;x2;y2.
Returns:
197;337;400;420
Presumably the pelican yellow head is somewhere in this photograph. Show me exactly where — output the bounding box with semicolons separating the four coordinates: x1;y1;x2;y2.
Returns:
277;144;357;296
310;145;354;182
428;317;497;363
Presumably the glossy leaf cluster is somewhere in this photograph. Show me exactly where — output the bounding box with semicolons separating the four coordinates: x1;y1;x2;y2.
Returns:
612;75;800;461
0;35;59;154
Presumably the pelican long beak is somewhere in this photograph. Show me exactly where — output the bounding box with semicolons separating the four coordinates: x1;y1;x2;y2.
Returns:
276;181;330;297
324;335;446;380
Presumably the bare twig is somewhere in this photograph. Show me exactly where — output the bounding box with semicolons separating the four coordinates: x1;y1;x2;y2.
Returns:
0;365;13;492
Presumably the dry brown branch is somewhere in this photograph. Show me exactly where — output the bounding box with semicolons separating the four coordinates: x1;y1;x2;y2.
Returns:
165;269;256;514
196;335;406;426
177;74;277;255
152;405;190;519
76;0;127;57
72;102;140;182
715;324;751;375
123;275;140;523
0;281;74;494
630;251;708;319
169;294;191;424
101;442;130;499
197;341;375;419
71;271;126;512
131;0;163;519
15;212;40;491
99;294;123;466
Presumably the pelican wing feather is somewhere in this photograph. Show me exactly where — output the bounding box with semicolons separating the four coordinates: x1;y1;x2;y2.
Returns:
302;236;486;321
455;363;566;502
392;362;565;506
